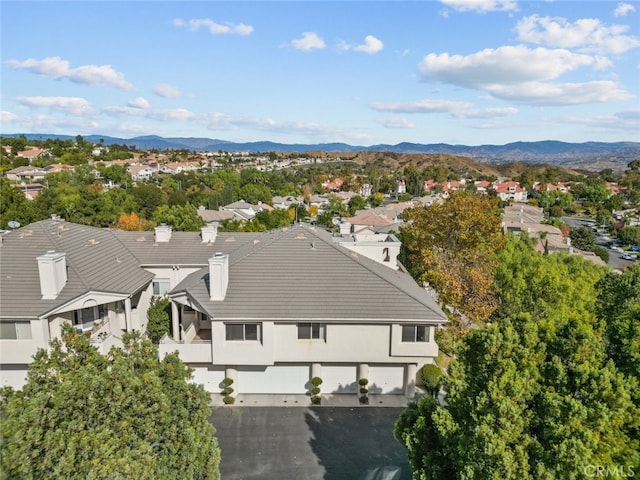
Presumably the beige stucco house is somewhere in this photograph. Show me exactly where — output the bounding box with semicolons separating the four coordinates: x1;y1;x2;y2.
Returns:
0;217;447;398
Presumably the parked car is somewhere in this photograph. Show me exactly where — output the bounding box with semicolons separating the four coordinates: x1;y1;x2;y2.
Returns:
621;254;635;261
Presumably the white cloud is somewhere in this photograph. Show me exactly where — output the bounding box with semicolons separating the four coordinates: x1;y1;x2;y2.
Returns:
104;104;195;122
370;98;473;114
16;96;93;115
488;80;634;105
515;14;640;54
290;32;326;51
7;56;132;90
128;97;150;109
375;117;415;128
173;18;253;35
153;83;185;98
614;2;636;17
419;45;604;88
440;0;518;13
456;107;518;118
1;111;18;122
340;35;384;54
370;99;518;119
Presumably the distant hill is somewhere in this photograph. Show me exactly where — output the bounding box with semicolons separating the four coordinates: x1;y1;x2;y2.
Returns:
3;133;639;170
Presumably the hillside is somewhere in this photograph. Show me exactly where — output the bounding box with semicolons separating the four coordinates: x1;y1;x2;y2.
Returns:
4;134;638;171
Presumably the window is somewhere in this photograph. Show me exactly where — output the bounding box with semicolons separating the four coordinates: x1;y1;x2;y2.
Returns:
0;321;32;340
297;323;325;340
153;278;171;296
401;324;429;342
226;323;261;341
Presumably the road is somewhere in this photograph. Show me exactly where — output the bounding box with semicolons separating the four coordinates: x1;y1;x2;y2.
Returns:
562;216;635;271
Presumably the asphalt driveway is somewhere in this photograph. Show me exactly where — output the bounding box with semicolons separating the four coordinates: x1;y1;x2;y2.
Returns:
210;406;411;480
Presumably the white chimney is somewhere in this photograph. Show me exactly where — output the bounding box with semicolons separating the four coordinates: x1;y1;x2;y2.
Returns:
155;224;172;242
37;251;67;299
339;221;352;235
209;252;229;301
201;223;219;243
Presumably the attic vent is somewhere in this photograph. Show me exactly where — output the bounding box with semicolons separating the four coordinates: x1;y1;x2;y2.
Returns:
253;239;260;245
20;230;33;238
350;251;359;258
87;238;100;245
225;237;236;242
136;236;146;242
296;234;307;240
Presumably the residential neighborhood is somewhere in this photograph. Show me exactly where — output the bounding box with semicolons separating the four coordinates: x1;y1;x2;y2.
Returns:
1;136;639;479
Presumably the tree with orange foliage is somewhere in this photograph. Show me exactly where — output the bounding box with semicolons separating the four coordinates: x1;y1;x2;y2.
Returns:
400;191;505;325
116;212;147;231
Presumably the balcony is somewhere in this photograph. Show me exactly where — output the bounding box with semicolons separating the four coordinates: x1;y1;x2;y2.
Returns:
159;325;212;363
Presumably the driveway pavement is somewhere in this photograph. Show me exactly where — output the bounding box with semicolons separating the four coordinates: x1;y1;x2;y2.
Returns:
210;406;412;480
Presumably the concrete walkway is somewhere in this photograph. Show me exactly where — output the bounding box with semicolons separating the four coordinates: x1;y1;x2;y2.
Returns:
211;393;412;407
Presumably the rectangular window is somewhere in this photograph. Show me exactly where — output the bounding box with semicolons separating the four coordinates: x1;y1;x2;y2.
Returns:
225;323;261;341
0;321;32;340
153;278;171;296
401;325;429;343
297;323;325;340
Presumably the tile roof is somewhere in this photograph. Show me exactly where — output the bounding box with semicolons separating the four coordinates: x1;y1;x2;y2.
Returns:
172;224;447;323
111;230;259;265
0;219;153;318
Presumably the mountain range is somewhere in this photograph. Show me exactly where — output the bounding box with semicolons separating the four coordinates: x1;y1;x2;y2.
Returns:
6;133;640;169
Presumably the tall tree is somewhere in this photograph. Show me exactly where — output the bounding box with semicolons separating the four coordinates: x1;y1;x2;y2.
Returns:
396;312;639;479
152;203;205;231
400;191;505;323
0;326;221;479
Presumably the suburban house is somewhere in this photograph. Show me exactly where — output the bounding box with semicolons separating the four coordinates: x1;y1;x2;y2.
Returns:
4;166;47;182
493;181;528;203
0;217;447;398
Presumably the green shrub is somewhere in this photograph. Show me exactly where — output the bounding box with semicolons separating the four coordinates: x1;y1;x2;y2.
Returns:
435;328;454;356
146;297;171;343
359;387;368;395
311;386;321;395
221;377;234;387
222;387;234;396
593;246;609;263
222;396;235;405
420;364;443;396
311;377;323;386
310;395;321;405
358;378;369;386
359;395;369;405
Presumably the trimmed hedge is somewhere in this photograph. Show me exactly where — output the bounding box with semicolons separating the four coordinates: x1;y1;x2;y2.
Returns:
420;364;443;396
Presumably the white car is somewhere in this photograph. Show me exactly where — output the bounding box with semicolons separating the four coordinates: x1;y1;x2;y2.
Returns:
621;254;635;261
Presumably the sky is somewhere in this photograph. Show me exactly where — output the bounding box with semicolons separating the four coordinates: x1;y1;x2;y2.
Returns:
1;1;639;146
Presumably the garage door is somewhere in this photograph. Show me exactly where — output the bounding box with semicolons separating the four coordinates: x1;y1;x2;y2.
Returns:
191;365;226;393
369;365;405;394
0;367;28;389
322;365;357;394
238;365;309;394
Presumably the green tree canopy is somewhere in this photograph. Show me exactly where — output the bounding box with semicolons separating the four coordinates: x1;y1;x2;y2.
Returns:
493;234;607;321
152;203;205;231
0;326;220;479
395;312;640;479
569;226;596;251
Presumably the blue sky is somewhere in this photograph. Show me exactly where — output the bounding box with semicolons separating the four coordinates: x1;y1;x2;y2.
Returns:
2;1;639;146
